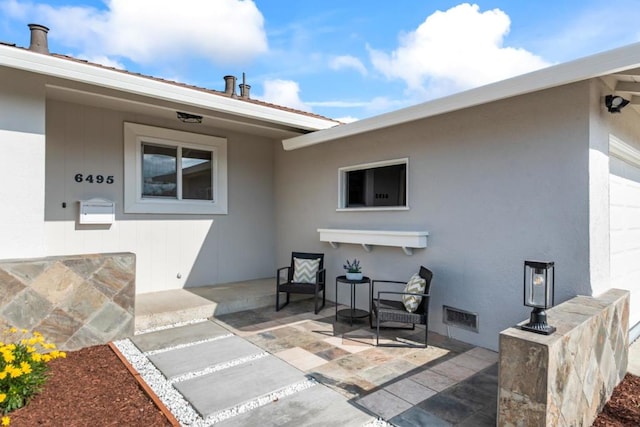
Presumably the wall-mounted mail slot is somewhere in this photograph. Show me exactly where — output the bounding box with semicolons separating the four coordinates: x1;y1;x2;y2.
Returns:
79;199;115;224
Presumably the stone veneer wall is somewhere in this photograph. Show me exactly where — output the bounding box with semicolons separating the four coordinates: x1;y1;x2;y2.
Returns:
0;253;135;351
498;288;629;426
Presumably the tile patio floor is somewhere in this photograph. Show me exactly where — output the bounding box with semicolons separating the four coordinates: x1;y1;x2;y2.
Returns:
213;299;499;426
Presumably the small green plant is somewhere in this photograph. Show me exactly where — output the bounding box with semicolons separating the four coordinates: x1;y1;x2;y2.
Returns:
343;258;362;273
1;327;66;424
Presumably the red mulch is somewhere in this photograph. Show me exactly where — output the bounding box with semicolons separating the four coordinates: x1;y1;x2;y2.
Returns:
7;345;172;426
3;344;638;426
593;373;640;426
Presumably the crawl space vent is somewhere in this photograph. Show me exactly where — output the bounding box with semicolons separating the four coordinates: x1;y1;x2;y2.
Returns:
443;305;479;333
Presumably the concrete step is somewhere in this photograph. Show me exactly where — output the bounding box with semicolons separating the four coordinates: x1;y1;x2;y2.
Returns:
135;278;311;331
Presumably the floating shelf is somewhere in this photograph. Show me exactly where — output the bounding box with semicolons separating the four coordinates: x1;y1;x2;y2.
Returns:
318;228;429;255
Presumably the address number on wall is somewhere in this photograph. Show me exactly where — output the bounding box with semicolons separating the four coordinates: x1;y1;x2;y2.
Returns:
74;174;114;184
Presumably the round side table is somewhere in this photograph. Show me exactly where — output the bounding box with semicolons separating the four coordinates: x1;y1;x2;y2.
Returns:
335;275;371;326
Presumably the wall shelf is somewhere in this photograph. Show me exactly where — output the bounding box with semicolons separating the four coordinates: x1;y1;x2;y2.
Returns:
318;228;429;255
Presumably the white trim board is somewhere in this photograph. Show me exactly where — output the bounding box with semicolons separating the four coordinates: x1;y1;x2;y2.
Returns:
610;135;640;167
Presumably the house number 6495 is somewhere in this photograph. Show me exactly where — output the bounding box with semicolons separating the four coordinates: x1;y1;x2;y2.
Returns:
74;173;114;184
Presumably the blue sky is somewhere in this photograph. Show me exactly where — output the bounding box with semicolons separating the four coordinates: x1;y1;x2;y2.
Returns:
1;1;640;121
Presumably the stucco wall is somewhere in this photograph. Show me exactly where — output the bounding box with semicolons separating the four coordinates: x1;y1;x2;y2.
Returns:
44;99;276;294
0;67;46;259
275;82;593;350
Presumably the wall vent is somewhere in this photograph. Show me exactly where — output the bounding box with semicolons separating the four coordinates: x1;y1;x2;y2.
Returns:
443;305;479;333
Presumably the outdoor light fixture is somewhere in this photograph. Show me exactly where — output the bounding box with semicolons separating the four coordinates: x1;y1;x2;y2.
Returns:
521;260;556;335
177;111;203;123
605;95;630;113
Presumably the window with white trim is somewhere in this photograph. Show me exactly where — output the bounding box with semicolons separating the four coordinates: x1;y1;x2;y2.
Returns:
124;122;227;214
338;158;408;210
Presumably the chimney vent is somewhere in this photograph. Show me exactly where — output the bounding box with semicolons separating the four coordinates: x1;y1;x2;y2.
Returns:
223;75;237;97
239;84;251;99
239;72;250;99
28;23;50;54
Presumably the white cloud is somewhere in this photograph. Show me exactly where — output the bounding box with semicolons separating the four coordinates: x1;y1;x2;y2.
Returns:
368;3;550;98
334;116;359;123
307;100;369;108
2;0;268;67
259;79;311;112
329;55;367;76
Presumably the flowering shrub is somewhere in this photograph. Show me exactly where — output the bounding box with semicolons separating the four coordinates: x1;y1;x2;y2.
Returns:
0;327;66;424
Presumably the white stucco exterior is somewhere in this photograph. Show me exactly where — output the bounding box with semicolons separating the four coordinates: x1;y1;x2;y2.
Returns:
275;83;598;350
0;67;46;259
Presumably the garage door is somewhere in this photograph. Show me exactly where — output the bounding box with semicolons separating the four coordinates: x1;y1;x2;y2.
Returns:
610;138;640;333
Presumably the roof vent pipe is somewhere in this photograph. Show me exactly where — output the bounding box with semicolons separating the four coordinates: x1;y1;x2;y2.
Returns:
223;75;237;97
28;23;50;54
239;72;250;99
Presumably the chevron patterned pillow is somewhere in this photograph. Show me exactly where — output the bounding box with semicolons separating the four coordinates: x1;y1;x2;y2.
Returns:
401;273;427;312
292;257;320;284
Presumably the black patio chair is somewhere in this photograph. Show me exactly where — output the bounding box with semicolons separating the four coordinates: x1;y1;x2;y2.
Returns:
276;252;326;314
370;266;433;347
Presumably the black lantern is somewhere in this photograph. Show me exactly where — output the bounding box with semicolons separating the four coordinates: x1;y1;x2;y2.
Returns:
521;261;556;335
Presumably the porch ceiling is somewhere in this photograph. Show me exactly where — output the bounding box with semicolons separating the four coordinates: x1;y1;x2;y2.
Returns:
46;83;308;140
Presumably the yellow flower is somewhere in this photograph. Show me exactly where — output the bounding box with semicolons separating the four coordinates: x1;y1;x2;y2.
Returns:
31;353;42;362
9;327;17;334
20;361;32;375
2;350;15;363
26;346;36;353
0;393;6;403
8;366;22;378
0;371;6;379
42;354;51;363
1;416;9;426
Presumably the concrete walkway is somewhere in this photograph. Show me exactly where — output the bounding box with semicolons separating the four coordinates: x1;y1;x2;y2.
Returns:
123;297;501;426
128;318;375;426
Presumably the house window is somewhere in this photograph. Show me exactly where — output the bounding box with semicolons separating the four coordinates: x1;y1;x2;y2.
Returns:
124;122;227;214
339;158;408;210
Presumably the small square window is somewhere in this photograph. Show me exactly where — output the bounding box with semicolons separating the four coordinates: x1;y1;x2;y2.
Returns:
339;158;409;210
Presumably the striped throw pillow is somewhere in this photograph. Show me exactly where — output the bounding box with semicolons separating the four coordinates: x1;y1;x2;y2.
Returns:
293;258;320;284
402;273;427;312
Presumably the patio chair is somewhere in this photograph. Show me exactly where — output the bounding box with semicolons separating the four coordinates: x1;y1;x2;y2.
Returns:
276;252;326;314
370;266;433;347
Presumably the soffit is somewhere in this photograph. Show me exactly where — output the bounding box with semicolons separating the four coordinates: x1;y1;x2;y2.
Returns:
46;82;306;139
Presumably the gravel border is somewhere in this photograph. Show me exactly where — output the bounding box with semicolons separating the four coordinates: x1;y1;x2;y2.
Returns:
135;318;210;335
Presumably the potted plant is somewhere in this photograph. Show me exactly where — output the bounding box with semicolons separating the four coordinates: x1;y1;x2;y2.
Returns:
343;258;363;280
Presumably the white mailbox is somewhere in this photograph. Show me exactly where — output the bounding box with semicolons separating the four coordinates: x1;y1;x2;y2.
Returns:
79;199;115;224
